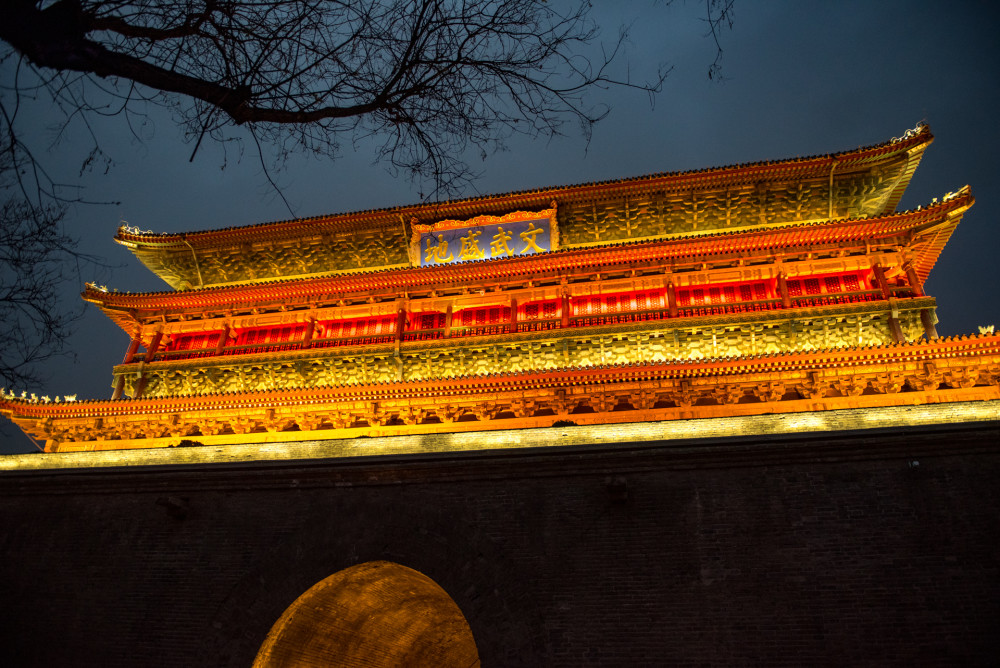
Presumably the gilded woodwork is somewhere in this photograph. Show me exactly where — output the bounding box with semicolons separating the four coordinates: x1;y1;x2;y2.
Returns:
151;157;909;289
118;134;923;290
131;223;410;289
14;126;994;454
116;309;920;400
20;335;1000;451
557;160;907;246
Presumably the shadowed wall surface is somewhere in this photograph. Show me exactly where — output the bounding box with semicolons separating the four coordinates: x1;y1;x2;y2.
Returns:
1;421;998;666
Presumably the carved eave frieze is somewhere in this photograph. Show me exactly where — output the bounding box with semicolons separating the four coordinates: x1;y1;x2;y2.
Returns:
113;127;933;290
4;330;999;452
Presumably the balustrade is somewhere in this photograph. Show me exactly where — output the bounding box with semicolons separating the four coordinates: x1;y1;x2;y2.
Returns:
124;284;919;365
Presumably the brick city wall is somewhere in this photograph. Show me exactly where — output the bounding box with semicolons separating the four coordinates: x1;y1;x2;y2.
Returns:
1;420;999;666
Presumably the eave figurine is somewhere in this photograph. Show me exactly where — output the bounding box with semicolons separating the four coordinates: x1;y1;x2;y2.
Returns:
3;124;999;452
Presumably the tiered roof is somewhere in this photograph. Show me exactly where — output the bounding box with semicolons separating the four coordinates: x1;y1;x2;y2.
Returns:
4;124;997;455
87;186;970;336
115;125;934;290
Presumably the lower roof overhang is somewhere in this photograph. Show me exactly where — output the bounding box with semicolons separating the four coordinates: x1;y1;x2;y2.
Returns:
3;332;998;457
1;399;997;474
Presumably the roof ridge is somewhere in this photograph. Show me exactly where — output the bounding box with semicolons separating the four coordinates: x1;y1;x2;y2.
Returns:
89;188;971;302
115;125;934;243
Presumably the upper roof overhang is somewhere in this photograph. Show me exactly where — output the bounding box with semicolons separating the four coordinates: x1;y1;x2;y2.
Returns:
86;186;972;334
114;125;934;288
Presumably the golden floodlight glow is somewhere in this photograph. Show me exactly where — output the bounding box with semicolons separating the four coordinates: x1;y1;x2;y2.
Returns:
3;126;998;455
253;561;480;668
2;399;996;472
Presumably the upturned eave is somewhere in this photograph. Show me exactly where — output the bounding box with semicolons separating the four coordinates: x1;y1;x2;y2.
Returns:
85;189;971;334
114;126;934;288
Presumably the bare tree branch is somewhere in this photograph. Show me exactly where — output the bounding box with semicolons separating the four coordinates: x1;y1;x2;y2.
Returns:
0;0;734;387
704;0;735;81
1;0;689;195
0;99;109;388
0;199;77;388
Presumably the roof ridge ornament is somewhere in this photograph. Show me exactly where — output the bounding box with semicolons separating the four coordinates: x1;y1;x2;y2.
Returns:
892;123;927;144
120;223;158;236
0;389;76;403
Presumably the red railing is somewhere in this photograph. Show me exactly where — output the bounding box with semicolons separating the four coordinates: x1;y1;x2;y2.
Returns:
450;324;511;337
516;319;562;333
308;335;395;349
128;287;912;364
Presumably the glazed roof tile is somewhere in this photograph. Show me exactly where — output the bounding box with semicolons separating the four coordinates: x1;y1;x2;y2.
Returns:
114;125;933;247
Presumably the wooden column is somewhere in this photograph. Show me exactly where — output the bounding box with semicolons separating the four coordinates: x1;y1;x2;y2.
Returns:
888;318;905;343
920;308;939;340
666;281;678;318
395;307;407;354
887;299;905;344
133;329;164;399
872;264;892;300
444;304;454;337
394;306;407;381
132;374;149;399
121;334;142;365
111;334;140;399
561;294;571;328
215;324;231;354
509;298;518;333
777;273;791;309
300;320;315;349
111;376;127;401
146;330;164;361
904;263;925;297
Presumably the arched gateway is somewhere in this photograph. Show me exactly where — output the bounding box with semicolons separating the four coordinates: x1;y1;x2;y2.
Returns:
253;561;480;667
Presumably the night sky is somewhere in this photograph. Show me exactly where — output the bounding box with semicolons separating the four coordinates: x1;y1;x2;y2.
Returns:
3;1;998;453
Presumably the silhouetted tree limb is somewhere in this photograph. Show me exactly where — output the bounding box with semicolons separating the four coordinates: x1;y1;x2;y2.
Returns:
1;0;694;195
0;119;104;389
0;0;733;388
704;0;735;81
0;193;80;388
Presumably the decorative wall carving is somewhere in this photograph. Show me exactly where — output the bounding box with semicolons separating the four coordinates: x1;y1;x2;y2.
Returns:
124;155;911;291
557;161;906;246
123;312;916;399
133;225;410;288
35;345;1000;450
14;128;972;453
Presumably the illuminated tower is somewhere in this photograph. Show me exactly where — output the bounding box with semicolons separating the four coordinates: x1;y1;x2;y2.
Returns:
3;124;999;451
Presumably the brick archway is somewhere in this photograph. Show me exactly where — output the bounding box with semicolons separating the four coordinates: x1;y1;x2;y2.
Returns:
252;560;480;667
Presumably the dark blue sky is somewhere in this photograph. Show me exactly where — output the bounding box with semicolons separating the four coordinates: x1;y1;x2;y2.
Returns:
3;0;998;452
